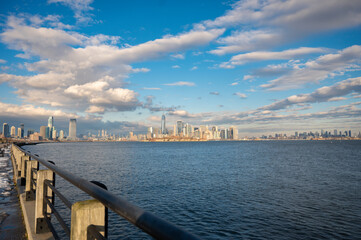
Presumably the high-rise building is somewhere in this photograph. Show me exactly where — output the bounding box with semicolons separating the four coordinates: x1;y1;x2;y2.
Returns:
334;129;338;136
27;129;35;138
11;126;16;137
20;123;24;138
176;121;183;136
229;126;238;140
40;126;46;139
17;127;22;138
69;119;77;140
2;123;10;138
349;130;352;137
48;116;54;128
52;129;57;140
161;114;166;135
59;130;64;140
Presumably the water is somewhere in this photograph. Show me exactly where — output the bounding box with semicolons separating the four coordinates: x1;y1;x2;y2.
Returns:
22;141;361;239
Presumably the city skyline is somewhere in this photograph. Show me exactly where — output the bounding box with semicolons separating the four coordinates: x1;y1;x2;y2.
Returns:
0;1;361;136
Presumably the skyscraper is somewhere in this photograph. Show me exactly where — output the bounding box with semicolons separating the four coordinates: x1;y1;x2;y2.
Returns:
2;123;10;138
176;120;183;136
69;119;77;140
48;116;54;128
40;126;46;139
20;123;24;138
17;127;22;138
48;116;54;139
11;126;16;137
161;114;166;134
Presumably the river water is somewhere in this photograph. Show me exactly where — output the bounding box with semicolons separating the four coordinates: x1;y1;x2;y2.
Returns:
23;141;361;239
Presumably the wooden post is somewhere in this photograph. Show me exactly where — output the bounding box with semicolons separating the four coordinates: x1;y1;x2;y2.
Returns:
35;169;54;233
26;160;39;201
70;200;106;240
20;154;30;186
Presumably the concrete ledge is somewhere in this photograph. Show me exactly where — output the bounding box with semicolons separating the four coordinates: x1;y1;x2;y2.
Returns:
16;179;54;240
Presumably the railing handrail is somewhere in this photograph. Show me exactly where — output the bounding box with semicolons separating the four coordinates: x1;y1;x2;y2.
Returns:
14;144;200;240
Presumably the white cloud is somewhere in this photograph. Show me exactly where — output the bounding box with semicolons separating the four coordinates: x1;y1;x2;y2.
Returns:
191;66;198;70
48;0;94;24
205;0;361;55
171;53;185;59
0;101;78;119
210;91;220;95
261;45;361;90
163;81;195;86
0;16;224;115
233;92;247;98
221;47;326;67
210;29;281;55
142;87;161;90
260;77;361;110
172;65;181;69
0;59;7;64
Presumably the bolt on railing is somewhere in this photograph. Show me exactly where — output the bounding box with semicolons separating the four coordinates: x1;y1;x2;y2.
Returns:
11;144;200;240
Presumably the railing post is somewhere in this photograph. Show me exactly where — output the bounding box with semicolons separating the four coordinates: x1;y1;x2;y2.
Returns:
20;154;30;186
10;145;18;182
35;169;54;233
26;160;39;201
70;200;106;240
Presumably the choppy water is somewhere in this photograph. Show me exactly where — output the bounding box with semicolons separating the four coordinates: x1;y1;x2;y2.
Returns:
22;141;361;239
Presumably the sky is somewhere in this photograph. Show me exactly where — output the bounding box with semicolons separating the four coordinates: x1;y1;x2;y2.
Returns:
0;0;361;137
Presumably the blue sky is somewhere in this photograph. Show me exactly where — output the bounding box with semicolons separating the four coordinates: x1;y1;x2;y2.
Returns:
1;0;361;137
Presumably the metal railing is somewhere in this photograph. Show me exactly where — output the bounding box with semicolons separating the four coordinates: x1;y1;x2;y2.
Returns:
11;144;200;240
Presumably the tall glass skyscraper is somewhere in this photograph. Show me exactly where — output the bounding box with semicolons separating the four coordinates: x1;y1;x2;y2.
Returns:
2;123;10;137
176;120;183;136
48;116;54;128
20;123;24;138
69;119;77;140
161;114;166;134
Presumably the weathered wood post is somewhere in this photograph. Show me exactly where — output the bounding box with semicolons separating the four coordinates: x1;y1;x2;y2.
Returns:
20;154;30;186
26;160;39;201
35;169;54;233
70;199;106;240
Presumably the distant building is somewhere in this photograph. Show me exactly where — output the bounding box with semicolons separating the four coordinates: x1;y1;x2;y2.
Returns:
17;127;22;138
11;126;16;137
229;126;238;140
20;123;24;138
176;121;183;136
46;127;51;140
161;114;167;135
52;129;57;140
2;123;10;138
69;119;77;140
48;116;54;128
27;129;35;138
40;126;46;139
59;130;64;140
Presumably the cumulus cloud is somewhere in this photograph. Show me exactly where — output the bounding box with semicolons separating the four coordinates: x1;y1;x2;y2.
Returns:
0;15;223;115
210;91;220;95
260;77;361;110
205;0;361;55
220;47;326;68
163;81;195;86
261;45;361;90
0;59;7;64
172;65;181;69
